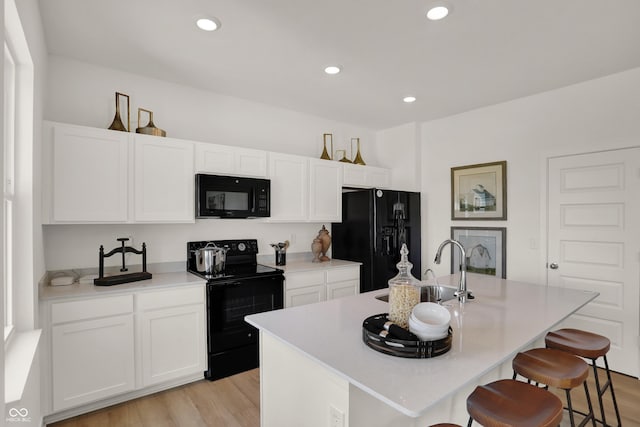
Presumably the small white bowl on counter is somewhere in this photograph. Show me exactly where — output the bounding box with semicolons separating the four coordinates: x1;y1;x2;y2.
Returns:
408;302;450;341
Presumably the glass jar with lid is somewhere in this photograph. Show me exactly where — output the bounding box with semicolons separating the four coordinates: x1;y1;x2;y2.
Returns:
388;243;421;329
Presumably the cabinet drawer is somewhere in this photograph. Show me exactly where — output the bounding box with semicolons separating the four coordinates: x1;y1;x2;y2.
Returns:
326;266;359;283
136;286;204;311
51;295;134;324
285;270;325;290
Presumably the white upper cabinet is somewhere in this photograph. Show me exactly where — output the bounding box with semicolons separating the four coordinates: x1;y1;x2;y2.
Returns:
43;122;130;223
133;134;195;222
268;153;309;221
269;154;343;222
343;163;391;189
308;159;342;222
195;142;268;178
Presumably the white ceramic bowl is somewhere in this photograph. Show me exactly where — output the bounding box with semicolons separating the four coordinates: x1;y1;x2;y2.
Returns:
412;302;451;326
409;318;449;341
408;302;450;341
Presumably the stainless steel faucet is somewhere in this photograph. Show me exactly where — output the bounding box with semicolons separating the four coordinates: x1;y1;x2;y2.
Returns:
434;239;470;303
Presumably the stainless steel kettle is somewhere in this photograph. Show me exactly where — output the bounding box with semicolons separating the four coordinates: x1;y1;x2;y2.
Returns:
195;243;227;275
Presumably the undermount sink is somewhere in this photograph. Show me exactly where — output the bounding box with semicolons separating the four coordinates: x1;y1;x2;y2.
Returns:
375;285;459;303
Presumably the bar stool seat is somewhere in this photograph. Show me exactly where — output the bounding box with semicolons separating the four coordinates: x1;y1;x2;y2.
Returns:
513;348;595;427
429;424;462;427
546;328;609;359
546;328;621;427
466;379;563;427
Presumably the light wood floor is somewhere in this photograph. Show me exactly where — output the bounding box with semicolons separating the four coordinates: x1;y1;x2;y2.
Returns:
48;369;260;427
552;368;640;427
50;368;640;427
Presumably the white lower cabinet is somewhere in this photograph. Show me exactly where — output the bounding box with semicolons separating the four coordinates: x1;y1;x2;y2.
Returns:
51;296;135;411
326;266;359;300
46;284;205;414
137;287;206;387
284;266;360;308
286;284;326;307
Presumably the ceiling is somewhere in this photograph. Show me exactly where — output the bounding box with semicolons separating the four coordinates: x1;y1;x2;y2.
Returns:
38;0;640;130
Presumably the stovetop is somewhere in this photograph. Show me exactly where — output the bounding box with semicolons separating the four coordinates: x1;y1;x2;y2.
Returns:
187;239;283;282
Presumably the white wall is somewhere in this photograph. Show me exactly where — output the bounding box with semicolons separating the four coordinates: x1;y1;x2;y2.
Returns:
43;222;332;271
421;67;640;284
46;56;376;160
374;122;421;192
42;57;378;270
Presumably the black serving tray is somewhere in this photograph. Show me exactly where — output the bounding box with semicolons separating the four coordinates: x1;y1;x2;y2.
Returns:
362;313;452;358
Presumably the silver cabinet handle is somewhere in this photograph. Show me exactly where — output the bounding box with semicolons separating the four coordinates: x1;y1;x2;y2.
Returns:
549;263;559;270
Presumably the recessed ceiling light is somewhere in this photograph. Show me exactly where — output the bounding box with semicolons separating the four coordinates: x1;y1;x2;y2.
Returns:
324;65;341;75
196;17;220;32
403;96;417;103
426;5;449;21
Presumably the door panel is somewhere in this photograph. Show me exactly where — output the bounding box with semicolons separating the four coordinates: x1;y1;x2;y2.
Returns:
547;148;640;377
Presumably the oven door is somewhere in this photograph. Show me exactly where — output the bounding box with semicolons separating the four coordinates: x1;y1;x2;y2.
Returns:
207;274;284;354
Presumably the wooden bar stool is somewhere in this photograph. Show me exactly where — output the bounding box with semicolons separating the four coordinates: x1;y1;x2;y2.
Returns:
512;348;596;427
466;379;563;427
546;328;622;427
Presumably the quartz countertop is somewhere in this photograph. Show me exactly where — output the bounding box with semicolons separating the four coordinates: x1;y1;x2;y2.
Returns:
258;253;361;273
245;273;598;417
39;271;205;301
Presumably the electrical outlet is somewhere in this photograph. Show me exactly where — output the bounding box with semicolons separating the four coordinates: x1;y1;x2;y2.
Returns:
329;405;344;427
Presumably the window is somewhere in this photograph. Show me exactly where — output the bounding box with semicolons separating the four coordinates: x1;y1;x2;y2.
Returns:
4;40;16;340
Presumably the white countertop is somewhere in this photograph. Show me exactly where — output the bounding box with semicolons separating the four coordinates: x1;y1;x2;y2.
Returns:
258;254;361;273
245;273;598;417
39;271;205;301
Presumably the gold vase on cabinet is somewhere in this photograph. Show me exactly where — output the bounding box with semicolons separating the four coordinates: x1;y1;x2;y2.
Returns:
320;133;333;160
351;137;366;165
108;92;130;132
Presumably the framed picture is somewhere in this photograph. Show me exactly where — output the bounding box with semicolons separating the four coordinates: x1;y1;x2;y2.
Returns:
451;227;506;279
451;160;507;220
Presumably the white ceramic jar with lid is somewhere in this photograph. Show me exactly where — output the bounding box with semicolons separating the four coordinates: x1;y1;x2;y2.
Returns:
387;244;420;329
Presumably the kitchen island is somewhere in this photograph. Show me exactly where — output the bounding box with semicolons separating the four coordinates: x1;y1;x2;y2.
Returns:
245;273;598;426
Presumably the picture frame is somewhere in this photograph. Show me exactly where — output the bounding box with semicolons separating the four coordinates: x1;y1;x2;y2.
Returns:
451;226;506;279
451;160;507;220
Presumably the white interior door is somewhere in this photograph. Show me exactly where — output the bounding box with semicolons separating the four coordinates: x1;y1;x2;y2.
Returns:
547;148;640;377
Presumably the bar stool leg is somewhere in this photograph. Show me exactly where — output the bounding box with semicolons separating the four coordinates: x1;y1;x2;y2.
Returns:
591;355;622;427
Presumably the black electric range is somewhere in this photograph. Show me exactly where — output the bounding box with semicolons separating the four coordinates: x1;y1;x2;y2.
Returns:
187;239;284;381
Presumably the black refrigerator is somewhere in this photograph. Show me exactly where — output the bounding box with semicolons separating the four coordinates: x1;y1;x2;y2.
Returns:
331;188;421;293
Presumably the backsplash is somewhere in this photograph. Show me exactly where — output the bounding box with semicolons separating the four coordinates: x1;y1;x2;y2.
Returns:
43;221;330;270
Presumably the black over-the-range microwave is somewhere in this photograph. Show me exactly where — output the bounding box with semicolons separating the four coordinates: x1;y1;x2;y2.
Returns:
195;174;270;218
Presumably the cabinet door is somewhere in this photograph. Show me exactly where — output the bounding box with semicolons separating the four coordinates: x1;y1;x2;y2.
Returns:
326;280;359;300
195;142;235;175
285;285;326;308
326;266;360;300
236;147;268;177
139;304;206;386
52;314;135;411
196;143;268;177
308;159;342;222
46;123;129;223
342;164;391;189
134;135;194;222
268;153;308;221
366;166;391;189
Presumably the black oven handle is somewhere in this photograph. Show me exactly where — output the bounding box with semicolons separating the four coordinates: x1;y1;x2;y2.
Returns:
214;280;243;287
